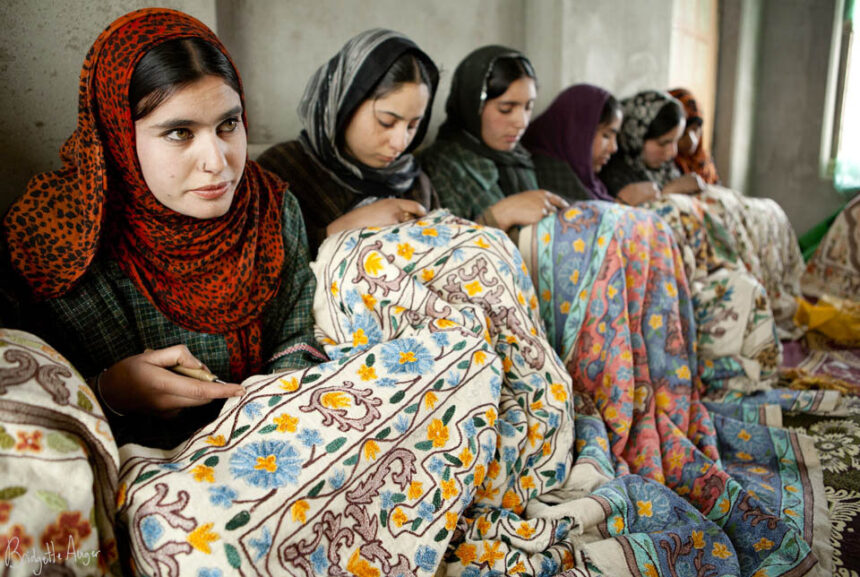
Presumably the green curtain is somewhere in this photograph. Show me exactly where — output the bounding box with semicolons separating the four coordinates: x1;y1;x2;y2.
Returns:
835;0;860;196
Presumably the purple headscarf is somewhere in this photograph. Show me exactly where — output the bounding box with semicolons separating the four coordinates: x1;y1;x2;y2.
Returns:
522;84;614;201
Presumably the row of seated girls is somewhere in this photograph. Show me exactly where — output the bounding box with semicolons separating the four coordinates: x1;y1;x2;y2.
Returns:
0;8;831;577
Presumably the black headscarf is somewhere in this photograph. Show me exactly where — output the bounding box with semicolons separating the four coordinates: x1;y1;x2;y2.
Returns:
437;45;537;196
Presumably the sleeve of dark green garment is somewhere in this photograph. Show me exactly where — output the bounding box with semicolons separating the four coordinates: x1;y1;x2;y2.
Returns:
264;191;327;373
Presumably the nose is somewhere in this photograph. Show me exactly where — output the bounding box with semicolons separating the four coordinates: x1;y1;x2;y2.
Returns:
389;125;411;155
608;135;618;155
200;132;228;174
666;142;678;161
513;108;529;130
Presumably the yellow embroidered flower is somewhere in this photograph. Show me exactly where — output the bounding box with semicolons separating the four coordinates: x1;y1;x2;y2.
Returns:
363;252;384;275
441;478;458;499
476;516;492;536
364;440;380;460
424;391;438;409
485;407;497;426
474;350;487;365
473;464;486;485
291;500;309;523
361;293;377;309
421;268;435;282
644;563;658;577
675;365;691;381
353;328;369;347
569;270;580;284
649;314;663;330
572;239;585;253
474;237;490;248
611;515;624;533
357;364;377;381
446;511;459;531
205;435;226;447
737;429;751;442
455;543;477;565
691;530;705;549
753;537;774;552
422;227;439;237
637;500;653;517
542;232;551;245
479;541;504;567
279;377;299;392
560;301;571;314
255;455;278;473
427;419;449;447
408;480;423;500
502;489;521;511
322;391;351;409
396;243;414;260
187;523;219;554
191;464;215;483
116;482;127;508
330;281;339;295
465;280;483;295
274;413;298;433
712;542;732;559
347;549;380;577
390;507;409;527
516;522;535;539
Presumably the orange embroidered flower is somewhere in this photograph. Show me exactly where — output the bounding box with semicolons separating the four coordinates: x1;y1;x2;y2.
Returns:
40;511;92;552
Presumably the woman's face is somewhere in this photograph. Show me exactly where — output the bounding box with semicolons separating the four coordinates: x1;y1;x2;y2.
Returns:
678;123;702;156
480;76;537;152
343;82;430;168
641;120;685;169
135;75;246;219
591;110;622;173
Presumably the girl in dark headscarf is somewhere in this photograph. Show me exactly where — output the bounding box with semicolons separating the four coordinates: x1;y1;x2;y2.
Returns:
521;83;621;202
1;8;324;446
602;90;804;335
258;29;440;256
669;88;720;184
421;46;569;241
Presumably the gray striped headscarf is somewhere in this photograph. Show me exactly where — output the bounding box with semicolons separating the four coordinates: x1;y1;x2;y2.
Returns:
617;90;684;189
297;29;439;198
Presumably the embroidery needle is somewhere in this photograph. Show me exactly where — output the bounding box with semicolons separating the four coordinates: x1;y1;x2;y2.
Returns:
169;365;227;384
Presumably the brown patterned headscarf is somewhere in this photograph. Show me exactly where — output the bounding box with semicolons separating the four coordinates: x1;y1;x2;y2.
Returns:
2;8;286;379
669;88;720;185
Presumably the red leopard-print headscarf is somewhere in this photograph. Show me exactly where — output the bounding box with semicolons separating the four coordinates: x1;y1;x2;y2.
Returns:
2;8;285;379
669;88;720;185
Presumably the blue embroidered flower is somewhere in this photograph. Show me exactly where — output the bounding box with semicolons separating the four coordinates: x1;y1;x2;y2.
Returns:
141;515;164;550
463;419;477;438
498;420;517;438
503;446;517;464
159;462;182;471
450;248;465;262
328;469;345;490
198;569;222;577
548;412;560;428
380;338;433;375
539;556;559;577
407;224;452;247
346;312;383;353
383;231;400;243
229;440;302;489
417;501;435;521
490;376;501;398
462;568;481;577
427;457;445;475
208;485;237;508
446;370;460;388
249;527;272;562
414;545;437;572
376;377;398;388
555;462;567;481
432;331;450;348
380;490;395;510
243;402;262;419
344;237;357;251
310;545;329;573
394;415;411;435
344;289;360;309
298;428;323;448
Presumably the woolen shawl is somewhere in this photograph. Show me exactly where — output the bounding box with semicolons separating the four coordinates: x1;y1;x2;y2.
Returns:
2;8;285;379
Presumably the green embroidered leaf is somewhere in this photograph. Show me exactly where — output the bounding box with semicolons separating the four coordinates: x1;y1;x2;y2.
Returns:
414;441;433;451
404;403;419;414
302;373;321;384
389;390;405;404
375;427;391;440
463;473;474;485
0;486;26;500
343;454;358;466
490;509;501;523
337;259;347;277
268;395;282;407
403;263;415;274
433;489;442;510
133;470;160;484
411;518;423;531
36;490;68;512
456;360;470;370
380;509;388;528
366;353;375;367
433;256;449;267
533;388;544;402
190;448;208;462
204;456;220;468
443;454;463;467
452;341;467;351
226;511;251;531
326;438;347;453
258;424;278;435
225;543;241;568
472;417;486;427
434;528;449;542
76;390;93;411
442;406;456;425
391;493;406;503
47;432;80;453
308;480;325;498
231;425;250;439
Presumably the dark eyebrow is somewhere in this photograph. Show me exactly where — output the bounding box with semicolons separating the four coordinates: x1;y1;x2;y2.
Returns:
376;109;424;122
497;98;535;106
152;106;243;130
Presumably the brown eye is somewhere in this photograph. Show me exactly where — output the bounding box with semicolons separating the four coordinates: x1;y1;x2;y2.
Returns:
165;128;193;141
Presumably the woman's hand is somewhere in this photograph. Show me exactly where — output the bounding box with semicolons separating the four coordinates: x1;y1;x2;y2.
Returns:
326;199;427;236
617;182;661;206
663;173;705;195
98;345;245;418
489;189;569;231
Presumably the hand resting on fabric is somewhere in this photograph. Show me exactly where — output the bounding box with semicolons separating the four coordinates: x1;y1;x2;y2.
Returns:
326;198;427;236
663;173;705;195
98;344;245;418
616;181;661;206
490;189;569;231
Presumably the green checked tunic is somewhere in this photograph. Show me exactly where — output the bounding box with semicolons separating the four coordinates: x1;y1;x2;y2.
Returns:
7;192;323;446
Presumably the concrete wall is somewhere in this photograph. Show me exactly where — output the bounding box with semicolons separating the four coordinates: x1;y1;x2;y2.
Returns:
745;0;844;234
